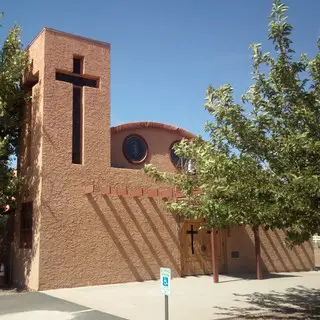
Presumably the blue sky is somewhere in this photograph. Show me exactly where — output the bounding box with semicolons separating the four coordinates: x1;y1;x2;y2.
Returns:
1;0;319;136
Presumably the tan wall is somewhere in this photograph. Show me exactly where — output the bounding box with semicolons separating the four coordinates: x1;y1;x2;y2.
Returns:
111;127;187;172
227;226;315;274
226;226;256;273
36;29;110;290
314;242;320;266
33;29;180;290
12;30;45;290
39;168;181;290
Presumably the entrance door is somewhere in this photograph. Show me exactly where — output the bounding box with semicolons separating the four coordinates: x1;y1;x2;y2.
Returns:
181;221;227;276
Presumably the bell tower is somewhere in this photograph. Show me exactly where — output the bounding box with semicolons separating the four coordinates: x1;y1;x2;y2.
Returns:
41;28;110;169
14;28;111;290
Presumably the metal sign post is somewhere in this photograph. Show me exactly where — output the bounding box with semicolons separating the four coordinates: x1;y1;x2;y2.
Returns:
165;295;168;320
160;267;171;320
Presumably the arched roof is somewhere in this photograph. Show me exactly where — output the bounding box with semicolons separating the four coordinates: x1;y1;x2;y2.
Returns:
111;121;196;139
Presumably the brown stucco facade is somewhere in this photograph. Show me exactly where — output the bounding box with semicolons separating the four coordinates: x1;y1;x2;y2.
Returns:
111;121;195;172
12;29;314;291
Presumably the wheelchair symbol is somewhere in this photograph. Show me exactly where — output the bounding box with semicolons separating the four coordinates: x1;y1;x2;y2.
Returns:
162;276;169;287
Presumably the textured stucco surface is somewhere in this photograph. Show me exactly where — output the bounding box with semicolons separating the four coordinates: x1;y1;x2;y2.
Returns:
13;28;315;291
227;226;314;274
111;125;190;172
39;168;182;290
39;29;111;290
33;29;181;290
13;30;45;291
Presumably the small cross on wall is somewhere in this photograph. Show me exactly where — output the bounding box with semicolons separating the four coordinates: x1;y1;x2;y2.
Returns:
186;224;198;255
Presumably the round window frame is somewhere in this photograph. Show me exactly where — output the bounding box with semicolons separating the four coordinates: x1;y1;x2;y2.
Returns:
123;134;149;164
170;140;184;168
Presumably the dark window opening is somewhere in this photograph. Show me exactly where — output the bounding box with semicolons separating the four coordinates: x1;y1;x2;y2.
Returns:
56;72;98;88
72;87;82;164
26;92;33;166
24;73;39;166
20;202;33;248
170;141;188;168
123;135;148;163
73;57;83;74
231;251;240;258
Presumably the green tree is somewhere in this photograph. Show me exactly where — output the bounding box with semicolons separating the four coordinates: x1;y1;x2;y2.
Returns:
145;0;320;279
0;13;28;215
204;0;320;245
145;137;278;280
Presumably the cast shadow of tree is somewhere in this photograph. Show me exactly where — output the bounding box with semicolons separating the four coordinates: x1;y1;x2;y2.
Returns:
213;285;320;319
10;70;42;289
0;213;14;286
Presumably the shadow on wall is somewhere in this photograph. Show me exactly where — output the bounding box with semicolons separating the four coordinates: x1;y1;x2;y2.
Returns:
227;226;268;274
0;214;13;283
314;241;320;267
260;228;314;272
213;285;320;319
227;226;314;277
12;82;42;289
87;194;181;283
122;196;181;273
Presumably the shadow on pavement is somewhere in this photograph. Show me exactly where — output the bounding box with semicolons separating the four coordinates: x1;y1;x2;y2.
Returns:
225;272;300;281
214;285;320;319
210;272;300;284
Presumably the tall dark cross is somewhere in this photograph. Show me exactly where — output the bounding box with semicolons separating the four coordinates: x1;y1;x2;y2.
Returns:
186;224;198;255
56;57;99;164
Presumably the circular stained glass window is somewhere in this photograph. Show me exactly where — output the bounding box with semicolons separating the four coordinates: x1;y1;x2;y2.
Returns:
123;135;148;163
170;141;185;167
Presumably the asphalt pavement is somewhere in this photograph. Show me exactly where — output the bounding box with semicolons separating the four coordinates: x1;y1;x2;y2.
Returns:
0;292;126;320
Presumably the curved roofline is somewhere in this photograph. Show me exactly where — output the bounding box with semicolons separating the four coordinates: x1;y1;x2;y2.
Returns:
111;121;196;139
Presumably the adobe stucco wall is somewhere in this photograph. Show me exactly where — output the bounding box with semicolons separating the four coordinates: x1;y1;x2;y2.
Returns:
227;226;315;274
111;123;195;172
33;29;181;290
37;29;109;290
39;168;181;290
12;30;45;290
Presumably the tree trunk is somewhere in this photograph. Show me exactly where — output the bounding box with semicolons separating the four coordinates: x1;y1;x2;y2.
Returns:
211;228;219;283
253;226;262;280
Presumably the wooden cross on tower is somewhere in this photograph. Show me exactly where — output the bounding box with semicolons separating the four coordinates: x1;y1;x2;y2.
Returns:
56;57;100;164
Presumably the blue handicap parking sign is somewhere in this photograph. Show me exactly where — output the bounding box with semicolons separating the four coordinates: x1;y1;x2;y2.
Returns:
160;267;171;295
162;276;169;287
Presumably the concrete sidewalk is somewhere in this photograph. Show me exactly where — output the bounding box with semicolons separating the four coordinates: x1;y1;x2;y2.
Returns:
45;271;320;319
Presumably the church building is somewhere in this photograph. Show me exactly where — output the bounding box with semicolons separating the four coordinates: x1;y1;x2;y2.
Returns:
13;29;314;290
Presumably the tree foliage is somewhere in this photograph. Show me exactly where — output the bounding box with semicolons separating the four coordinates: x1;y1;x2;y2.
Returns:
146;138;279;231
0;12;28;214
145;0;320;245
